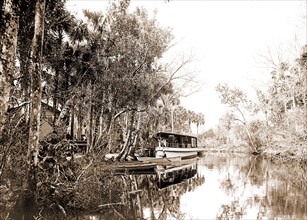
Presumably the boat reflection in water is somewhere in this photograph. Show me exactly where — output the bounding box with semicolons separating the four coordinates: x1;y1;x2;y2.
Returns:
65;153;306;220
155;160;199;188
84;159;204;220
140;161;205;220
63;159;204;220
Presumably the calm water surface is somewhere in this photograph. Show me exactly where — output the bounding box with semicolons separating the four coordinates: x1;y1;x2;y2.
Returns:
179;153;306;220
77;153;307;220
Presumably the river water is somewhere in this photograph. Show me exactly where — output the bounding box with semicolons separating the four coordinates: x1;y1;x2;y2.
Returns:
179;153;306;220
73;153;306;220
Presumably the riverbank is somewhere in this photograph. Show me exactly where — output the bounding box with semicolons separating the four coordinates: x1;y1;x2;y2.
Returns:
203;140;307;165
261;140;307;165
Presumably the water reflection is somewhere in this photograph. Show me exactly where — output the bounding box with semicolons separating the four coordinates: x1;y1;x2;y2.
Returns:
199;154;307;220
72;154;306;219
140;172;205;220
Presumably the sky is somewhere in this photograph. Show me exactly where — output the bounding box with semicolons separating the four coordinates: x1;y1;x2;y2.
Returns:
66;0;307;130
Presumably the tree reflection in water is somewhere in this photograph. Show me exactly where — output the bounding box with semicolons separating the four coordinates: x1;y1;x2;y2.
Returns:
135;172;205;220
205;153;307;220
68;154;305;219
79;165;205;220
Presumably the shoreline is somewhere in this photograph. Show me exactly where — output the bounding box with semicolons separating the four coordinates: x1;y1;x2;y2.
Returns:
202;143;307;165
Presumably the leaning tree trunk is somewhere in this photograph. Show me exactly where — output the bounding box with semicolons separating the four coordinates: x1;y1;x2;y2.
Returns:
117;110;142;161
128;111;142;156
27;0;46;188
234;106;259;154
117;111;134;160
0;0;19;134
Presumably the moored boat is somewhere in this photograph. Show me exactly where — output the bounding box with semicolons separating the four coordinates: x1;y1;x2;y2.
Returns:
153;131;204;159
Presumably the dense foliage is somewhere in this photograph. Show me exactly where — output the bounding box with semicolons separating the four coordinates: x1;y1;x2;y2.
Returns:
0;0;205;217
208;46;307;162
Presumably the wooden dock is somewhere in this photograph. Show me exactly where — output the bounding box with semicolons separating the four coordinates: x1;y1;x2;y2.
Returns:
137;156;198;166
111;161;157;174
112;156;199;175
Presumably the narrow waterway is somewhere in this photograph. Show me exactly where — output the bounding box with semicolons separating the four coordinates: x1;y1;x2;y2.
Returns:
73;153;306;220
179;153;306;220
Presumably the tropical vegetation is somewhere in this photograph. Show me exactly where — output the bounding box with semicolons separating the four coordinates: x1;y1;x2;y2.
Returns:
203;46;307;163
0;0;305;218
0;0;205;217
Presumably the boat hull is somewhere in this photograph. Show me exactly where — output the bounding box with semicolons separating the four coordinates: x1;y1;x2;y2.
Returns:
155;147;204;159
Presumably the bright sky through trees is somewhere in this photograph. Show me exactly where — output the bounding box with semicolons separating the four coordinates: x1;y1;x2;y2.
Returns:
67;0;306;130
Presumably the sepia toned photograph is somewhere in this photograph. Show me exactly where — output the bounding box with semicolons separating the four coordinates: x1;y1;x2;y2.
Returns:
0;0;306;219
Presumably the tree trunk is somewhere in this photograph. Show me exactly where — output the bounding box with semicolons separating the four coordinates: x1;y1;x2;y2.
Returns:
87;82;94;153
235;106;259;154
21;59;31;123
27;0;45;183
171;105;174;132
70;106;74;140
243;124;258;153
129;112;141;155
96;110;104;144
106;111;115;152
304;62;307;134
305;87;307;134
117;111;135;160
53;69;59;125
0;0;19;134
19;36;32;124
117;110;141;161
92;110;103;150
77;105;82;140
118;129;131;160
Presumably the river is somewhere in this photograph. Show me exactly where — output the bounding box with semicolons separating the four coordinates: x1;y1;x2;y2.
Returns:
71;153;306;220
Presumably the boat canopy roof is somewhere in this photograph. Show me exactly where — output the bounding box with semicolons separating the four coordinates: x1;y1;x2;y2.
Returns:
155;131;197;139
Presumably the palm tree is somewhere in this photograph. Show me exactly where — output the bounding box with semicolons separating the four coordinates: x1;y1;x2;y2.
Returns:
196;113;205;136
